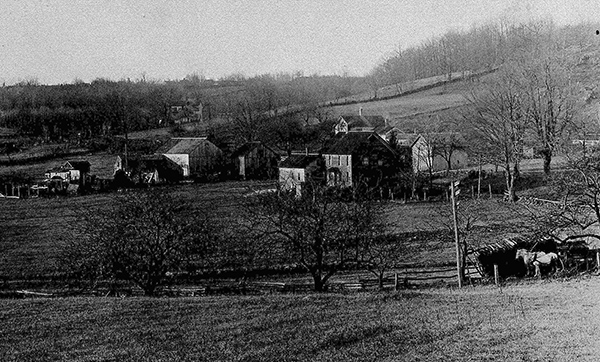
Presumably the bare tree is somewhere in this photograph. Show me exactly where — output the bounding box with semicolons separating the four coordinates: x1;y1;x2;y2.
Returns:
64;189;213;296
247;184;377;291
466;66;528;202
520;57;577;174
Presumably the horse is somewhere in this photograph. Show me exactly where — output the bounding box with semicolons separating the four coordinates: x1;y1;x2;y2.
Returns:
515;249;563;278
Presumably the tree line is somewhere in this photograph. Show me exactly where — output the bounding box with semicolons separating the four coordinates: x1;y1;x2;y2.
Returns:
0;72;372;145
370;19;599;90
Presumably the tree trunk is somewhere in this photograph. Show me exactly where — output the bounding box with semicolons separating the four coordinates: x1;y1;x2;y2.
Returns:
542;148;552;175
312;273;325;292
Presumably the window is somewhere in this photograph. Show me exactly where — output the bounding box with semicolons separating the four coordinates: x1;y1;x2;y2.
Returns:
378;160;383;166
363;157;369;165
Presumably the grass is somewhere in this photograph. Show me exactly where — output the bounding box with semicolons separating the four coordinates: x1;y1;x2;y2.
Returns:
0;179;527;281
327;75;474;122
2;277;600;361
0;152;117;180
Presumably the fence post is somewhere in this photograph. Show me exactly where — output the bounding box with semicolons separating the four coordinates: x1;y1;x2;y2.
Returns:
596;250;600;270
494;264;499;286
489;184;492;199
471;185;475;199
394;272;398;292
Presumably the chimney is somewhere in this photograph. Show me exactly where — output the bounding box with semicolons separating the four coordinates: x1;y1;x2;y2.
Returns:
359;107;363;116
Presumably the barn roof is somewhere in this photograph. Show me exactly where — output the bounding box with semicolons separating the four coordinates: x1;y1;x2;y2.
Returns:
279;154;320;169
157;137;212;154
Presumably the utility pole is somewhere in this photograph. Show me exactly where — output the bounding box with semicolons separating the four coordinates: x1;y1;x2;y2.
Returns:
450;180;462;288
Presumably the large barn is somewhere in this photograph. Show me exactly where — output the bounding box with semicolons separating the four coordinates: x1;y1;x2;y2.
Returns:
157;137;223;179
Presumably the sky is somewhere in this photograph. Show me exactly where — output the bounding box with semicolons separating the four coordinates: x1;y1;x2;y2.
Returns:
0;0;599;85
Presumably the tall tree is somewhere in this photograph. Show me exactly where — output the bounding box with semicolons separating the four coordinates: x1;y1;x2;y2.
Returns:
521;57;577;174
466;65;528;202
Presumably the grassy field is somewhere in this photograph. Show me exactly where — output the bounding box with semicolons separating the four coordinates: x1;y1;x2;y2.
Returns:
2;276;600;361
0;176;529;282
328;76;473;122
0;152;117;180
0;181;273;279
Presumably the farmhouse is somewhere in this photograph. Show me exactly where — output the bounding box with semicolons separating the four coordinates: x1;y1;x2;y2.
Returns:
231;141;280;180
278;153;323;192
411;133;468;173
114;154;183;184
322;132;409;188
45;160;91;184
169;102;202;124
157;137;223;179
334;113;402;144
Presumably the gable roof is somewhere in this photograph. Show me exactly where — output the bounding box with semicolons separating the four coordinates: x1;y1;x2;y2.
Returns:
46;160;91;174
157;137;212;154
231;141;277;158
118;154;183;178
279;154;320;169
323;132;395;155
65;160;91;172
339;115;386;129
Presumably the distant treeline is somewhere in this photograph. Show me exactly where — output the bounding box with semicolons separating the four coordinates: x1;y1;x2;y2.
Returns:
371;19;600;89
0;73;372;144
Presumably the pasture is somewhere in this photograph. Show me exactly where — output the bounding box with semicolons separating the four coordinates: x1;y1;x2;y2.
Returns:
328;76;472;121
0;177;527;282
2;277;600;361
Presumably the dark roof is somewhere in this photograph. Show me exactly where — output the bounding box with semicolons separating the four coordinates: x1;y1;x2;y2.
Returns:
66;160;91;172
46;160;91;174
339;115;386;129
231;141;277;158
279;154;320;169
120;154;183;178
322;132;395;155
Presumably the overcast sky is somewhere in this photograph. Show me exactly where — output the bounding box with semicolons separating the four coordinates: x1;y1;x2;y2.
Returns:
0;0;598;85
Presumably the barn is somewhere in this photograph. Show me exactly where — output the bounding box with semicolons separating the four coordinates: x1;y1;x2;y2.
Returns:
231;141;280;180
157;137;223;179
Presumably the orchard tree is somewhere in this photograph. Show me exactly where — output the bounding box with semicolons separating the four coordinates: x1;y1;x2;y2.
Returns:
64;189;214;296
248;184;378;291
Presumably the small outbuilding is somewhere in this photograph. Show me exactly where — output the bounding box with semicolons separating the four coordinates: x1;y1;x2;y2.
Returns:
278;154;323;192
45;160;91;184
